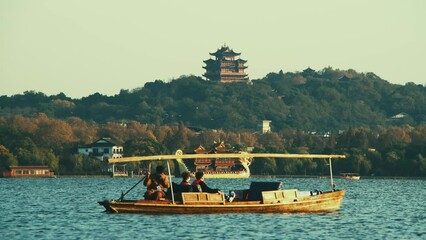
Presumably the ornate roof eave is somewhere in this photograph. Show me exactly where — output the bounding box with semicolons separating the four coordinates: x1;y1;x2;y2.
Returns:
218;77;250;80
194;145;208;154
303;67;316;73
223;50;241;56
210;50;241;57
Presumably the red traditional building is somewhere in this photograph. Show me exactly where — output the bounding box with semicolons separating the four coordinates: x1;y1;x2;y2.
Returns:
203;45;249;83
213;142;236;171
193;142;237;172
194;145;211;172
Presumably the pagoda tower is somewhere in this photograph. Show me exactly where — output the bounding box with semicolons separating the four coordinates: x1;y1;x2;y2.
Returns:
203;45;249;83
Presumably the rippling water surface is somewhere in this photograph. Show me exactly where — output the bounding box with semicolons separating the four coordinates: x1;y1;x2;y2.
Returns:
1;177;424;239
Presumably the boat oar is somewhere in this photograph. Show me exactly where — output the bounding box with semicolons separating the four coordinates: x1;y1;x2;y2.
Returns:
118;163;151;201
118;174;147;201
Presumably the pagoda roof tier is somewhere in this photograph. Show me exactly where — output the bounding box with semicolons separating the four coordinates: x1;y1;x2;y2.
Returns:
203;73;220;76
219;73;248;77
235;59;247;63
209;46;241;57
219;65;248;69
218;59;247;63
203;65;217;69
203;59;216;63
220;77;250;80
194;145;208;154
215;142;233;153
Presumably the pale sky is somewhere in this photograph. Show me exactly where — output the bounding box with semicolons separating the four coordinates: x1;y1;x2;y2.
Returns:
1;0;425;98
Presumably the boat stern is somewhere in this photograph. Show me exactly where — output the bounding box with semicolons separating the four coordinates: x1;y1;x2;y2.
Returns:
98;200;119;213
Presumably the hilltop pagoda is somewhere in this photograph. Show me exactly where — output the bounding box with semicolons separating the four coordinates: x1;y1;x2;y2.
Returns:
203;45;249;83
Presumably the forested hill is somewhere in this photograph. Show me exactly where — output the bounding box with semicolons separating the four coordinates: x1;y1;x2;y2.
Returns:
1;67;425;132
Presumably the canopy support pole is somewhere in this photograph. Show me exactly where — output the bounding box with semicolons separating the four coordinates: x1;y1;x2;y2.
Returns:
167;161;175;204
329;157;334;191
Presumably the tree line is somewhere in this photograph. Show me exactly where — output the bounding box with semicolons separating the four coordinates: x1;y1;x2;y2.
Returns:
0;114;425;176
1;68;425;132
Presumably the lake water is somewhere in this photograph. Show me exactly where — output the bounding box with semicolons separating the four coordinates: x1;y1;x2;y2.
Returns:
0;177;424;240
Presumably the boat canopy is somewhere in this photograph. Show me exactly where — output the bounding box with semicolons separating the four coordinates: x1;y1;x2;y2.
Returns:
108;153;346;164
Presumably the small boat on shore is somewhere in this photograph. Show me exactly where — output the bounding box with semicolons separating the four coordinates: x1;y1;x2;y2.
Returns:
341;173;360;180
1;166;55;178
99;153;346;214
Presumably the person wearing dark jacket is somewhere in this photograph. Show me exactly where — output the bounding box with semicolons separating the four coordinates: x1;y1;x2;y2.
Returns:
178;171;193;192
180;171;191;186
191;172;220;193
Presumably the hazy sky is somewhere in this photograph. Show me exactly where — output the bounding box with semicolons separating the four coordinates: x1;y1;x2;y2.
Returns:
1;0;425;98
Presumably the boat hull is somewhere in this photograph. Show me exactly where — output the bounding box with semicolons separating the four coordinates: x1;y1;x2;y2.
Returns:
98;190;345;214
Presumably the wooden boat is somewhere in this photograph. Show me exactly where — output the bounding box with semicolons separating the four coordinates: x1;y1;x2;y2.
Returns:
98;185;345;214
99;153;346;214
341;173;360;180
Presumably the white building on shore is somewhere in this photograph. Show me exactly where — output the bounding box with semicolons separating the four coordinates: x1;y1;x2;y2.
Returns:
77;137;123;161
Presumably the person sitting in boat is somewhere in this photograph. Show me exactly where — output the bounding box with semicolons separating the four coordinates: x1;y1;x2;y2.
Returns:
143;165;170;200
180;171;191;186
192;172;220;193
179;171;193;192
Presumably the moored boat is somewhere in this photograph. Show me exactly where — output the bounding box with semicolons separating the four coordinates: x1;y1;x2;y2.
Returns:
341;173;361;180
1;166;55;178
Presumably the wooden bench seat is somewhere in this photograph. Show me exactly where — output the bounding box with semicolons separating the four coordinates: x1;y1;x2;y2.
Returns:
261;189;298;204
181;192;225;205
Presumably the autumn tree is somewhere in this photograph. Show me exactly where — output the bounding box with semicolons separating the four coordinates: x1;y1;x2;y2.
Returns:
98;122;127;144
163;123;194;152
11;115;38;134
376;127;411;151
0;145;18;171
126;121;157;142
33;113;75;154
67;117;98;144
